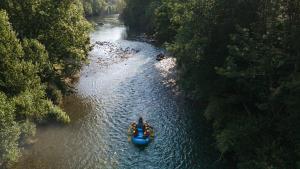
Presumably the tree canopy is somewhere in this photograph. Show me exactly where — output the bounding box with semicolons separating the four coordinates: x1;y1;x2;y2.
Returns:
0;0;91;167
82;0;125;16
122;0;300;168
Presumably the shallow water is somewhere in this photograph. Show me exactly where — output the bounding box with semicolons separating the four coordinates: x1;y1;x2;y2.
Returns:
13;15;221;169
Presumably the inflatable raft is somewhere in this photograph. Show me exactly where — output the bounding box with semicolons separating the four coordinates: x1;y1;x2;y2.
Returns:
128;120;153;146
131;127;150;145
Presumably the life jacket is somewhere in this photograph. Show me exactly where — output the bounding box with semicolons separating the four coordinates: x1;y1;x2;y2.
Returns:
133;128;138;136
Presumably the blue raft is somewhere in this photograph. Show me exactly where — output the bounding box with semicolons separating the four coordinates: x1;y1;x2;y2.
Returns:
131;128;150;145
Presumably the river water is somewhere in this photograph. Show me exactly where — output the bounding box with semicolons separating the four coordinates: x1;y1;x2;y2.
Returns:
13;15;221;169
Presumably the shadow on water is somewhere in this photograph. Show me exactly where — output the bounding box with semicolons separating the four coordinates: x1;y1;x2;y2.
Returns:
12;15;224;169
63;94;95;121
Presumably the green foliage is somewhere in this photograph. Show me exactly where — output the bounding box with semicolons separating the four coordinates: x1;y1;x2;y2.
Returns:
153;0;177;43
115;0;126;14
0;9;72;166
82;0;107;16
0;92;20;167
36;1;91;77
0;0;91;91
121;0;160;34
83;0;94;16
0;0;91;166
19;120;36;145
123;0;300;168
22;39;51;77
47;103;70;123
0;11;43;102
81;0;124;16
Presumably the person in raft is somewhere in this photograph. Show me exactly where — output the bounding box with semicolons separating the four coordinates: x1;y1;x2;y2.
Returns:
131;122;138;136
137;117;144;129
134;117;150;137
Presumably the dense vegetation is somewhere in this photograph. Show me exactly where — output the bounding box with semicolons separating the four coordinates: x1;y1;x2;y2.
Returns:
82;0;125;16
122;0;300;168
121;0;160;34
0;0;91;167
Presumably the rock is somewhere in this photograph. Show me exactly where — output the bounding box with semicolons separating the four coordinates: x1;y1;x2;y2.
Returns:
95;41;112;46
156;53;165;61
95;41;104;46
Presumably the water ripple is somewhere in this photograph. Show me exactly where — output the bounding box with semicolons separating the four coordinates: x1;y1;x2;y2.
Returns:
12;15;221;169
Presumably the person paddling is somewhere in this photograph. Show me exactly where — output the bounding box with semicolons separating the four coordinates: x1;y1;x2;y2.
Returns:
137;117;144;129
130;117;153;145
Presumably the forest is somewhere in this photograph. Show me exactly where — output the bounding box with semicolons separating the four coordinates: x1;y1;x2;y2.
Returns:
82;0;125;16
0;0;128;167
0;0;299;168
122;0;300;168
0;0;91;167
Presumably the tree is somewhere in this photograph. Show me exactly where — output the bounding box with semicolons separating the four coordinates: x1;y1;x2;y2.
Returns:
0;92;20;167
121;0;160;34
0;9;70;167
0;0;91;95
122;0;300;168
81;0;111;16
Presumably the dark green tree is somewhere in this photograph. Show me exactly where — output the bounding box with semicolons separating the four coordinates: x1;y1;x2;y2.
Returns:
121;0;160;34
122;0;300;168
0;8;70;168
0;0;91;97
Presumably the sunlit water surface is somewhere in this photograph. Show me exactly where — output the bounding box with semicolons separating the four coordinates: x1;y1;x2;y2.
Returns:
13;15;221;169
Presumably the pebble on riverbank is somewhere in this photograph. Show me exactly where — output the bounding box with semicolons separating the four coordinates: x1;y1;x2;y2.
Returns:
94;41;140;67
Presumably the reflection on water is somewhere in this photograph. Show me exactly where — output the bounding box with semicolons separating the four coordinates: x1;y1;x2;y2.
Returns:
13;15;221;169
90;15;127;42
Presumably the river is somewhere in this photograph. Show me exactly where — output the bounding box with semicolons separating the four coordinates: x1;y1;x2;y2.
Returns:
13;15;221;169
